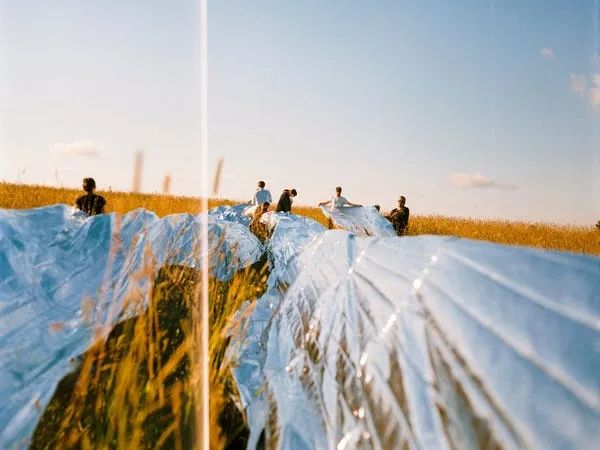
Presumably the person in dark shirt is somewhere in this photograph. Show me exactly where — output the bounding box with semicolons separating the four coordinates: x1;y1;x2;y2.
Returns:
275;189;297;213
75;178;106;216
386;196;410;236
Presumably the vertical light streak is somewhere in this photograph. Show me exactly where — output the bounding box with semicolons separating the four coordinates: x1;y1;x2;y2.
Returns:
593;1;600;203
196;0;209;449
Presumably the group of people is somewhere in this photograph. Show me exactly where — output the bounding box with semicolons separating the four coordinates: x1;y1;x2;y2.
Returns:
248;181;298;241
249;181;410;238
249;180;298;213
74;177;410;238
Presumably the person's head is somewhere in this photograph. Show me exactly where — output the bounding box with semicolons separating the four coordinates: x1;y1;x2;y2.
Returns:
374;205;380;212
83;178;96;193
335;186;342;196
258;180;266;189
398;196;406;208
290;189;297;197
261;202;270;213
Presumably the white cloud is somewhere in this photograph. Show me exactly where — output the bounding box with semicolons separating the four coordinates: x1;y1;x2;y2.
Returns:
588;73;600;108
540;48;555;59
447;173;517;190
569;73;600;109
50;140;102;157
570;74;587;96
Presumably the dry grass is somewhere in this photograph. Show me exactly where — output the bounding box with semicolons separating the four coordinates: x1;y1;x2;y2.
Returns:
2;181;598;255
294;201;599;256
0;182;233;216
25;229;267;449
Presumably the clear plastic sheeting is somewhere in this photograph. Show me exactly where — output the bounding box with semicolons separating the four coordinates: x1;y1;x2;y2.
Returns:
229;212;326;449
209;203;252;226
0;204;263;448
232;229;600;450
321;206;396;237
261;212;326;288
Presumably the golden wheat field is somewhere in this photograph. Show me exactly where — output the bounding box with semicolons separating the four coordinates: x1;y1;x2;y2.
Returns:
2;182;598;255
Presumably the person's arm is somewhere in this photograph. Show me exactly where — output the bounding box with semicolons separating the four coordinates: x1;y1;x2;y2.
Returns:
319;201;331;207
266;191;272;203
344;199;361;207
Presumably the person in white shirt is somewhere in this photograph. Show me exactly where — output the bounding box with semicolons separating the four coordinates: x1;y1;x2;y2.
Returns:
251;180;272;206
319;186;360;211
319;186;360;229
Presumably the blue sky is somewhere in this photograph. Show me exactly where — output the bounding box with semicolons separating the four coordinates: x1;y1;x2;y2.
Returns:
1;1;599;224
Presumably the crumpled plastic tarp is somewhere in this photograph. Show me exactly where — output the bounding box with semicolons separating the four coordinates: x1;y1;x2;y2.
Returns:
231;220;600;449
0;204;263;448
228;211;326;449
260;212;326;288
320;206;396;237
2;203;599;450
209;203;252;227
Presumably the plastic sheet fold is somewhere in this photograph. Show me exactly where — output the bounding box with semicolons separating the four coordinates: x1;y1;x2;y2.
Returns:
320;206;396;237
2;203;599;450
0;204;263;447
232;224;600;449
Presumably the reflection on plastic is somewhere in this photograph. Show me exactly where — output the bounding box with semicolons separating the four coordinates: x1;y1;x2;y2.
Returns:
232;216;600;449
0;205;263;447
1;204;599;450
321;205;396;237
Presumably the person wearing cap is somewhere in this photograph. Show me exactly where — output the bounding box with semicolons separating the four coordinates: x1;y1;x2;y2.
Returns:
276;188;297;213
75;178;106;216
251;180;272;206
386;196;410;235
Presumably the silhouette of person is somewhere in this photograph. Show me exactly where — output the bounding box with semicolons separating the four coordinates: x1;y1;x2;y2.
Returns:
75;178;106;216
276;189;297;213
386;196;410;235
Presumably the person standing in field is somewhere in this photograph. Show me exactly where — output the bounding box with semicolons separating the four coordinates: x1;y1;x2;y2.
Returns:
319;186;360;210
249;201;271;242
75;178;106;216
386;196;410;235
319;186;360;229
251;180;272;206
276;189;297;213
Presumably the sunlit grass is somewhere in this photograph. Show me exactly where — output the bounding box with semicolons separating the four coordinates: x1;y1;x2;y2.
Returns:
2;182;598;255
28;236;268;449
0;182;233;216
293;200;599;256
